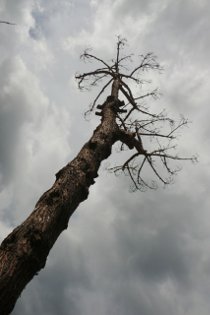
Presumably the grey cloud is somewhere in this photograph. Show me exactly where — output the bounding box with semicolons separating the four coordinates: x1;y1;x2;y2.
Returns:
1;1;210;315
0;58;32;187
130;225;191;283
29;24;43;40
112;194;196;282
11;166;210;315
29;0;93;42
14;235;91;315
0;55;72;225
142;0;210;61
0;0;33;23
113;0;161;18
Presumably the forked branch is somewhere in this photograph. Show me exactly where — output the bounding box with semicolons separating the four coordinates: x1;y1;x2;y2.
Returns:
76;37;195;190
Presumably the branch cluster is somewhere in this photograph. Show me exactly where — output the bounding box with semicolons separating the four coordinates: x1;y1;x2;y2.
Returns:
75;37;196;191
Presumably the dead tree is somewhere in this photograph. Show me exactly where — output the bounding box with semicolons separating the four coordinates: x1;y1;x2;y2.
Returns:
0;37;195;314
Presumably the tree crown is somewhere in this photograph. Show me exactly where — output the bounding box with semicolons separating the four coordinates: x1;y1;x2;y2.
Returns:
76;37;196;191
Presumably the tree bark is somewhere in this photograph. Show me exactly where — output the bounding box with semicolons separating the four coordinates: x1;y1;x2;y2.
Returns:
0;95;121;314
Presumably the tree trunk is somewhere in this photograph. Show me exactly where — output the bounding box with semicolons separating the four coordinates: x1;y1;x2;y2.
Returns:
0;95;121;314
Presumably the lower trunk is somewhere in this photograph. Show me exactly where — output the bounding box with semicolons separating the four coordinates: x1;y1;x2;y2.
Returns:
0;96;120;314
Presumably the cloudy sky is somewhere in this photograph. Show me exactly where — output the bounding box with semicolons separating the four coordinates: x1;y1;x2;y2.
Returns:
1;0;210;314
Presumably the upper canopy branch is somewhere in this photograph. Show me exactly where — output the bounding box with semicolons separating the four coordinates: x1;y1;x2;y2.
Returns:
75;37;196;190
75;37;161;113
130;52;163;77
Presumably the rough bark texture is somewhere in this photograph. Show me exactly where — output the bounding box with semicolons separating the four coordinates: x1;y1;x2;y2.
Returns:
0;40;189;313
0;95;121;314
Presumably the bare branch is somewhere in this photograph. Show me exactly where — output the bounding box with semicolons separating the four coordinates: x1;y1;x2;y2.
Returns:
134;89;160;101
75;69;112;89
90;78;113;111
0;20;16;25
137;156;147;182
81;51;115;74
138;132;175;139
75;37;195;190
168;118;189;136
122;153;140;170
130;52;163;77
146;156;169;184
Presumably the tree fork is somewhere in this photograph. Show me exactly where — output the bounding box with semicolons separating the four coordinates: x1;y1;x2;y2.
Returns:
0;93;121;315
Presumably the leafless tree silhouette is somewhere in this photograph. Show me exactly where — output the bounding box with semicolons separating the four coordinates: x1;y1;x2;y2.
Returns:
0;37;195;314
76;37;195;191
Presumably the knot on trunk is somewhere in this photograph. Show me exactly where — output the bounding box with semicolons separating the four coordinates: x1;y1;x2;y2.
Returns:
95;97;127;117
